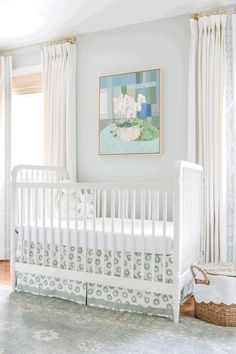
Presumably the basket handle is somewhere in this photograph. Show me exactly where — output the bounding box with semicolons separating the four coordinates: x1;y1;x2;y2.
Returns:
190;265;210;285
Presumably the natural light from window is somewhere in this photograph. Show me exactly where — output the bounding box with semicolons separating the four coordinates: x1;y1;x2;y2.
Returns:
12;93;44;168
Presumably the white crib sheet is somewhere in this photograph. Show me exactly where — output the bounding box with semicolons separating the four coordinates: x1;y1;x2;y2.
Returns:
16;218;174;254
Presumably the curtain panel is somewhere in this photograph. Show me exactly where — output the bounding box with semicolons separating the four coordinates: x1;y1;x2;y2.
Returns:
225;13;236;262
41;43;77;181
187;19;198;162
188;15;227;262
0;56;12;260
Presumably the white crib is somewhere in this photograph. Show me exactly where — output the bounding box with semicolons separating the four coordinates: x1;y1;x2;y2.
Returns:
10;161;204;323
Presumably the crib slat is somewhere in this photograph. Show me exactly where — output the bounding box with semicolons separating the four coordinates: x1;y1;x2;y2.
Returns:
97;190;100;218
16;188;19;226
148;189;151;220
191;171;195;265
42;187;46;267
20;170;23;183
20;187;24;263
152;191;156;282
131;190;136;280
26;169;28;183
58;188;62;269
118;190;121;219
162;191;167;284
104;189;107;220
102;189;106;275
185;172;189;270
55;189;62;268
34;187;38;266
121;190;125;278
50;189;54;268
141;190;145;281
125;190;128;218
93;188;96;274
66;188;70;271
111;189;115;277
184;171;187;270
21;187;25;225
27;187;31;264
75;189;79;271
84;189;87;273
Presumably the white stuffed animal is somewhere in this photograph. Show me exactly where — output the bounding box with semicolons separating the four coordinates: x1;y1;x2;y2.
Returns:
55;179;94;219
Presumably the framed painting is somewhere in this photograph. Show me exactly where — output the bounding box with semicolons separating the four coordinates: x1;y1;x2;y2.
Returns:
99;68;162;155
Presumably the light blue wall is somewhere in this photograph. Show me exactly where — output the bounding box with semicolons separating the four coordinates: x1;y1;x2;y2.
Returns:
76;15;190;182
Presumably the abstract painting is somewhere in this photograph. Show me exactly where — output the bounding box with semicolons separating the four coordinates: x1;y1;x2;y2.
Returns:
99;68;161;155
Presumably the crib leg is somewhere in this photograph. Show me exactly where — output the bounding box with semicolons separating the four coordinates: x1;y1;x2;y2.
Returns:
10;261;16;292
173;291;180;323
173;298;180;323
10;272;16;292
11;278;16;292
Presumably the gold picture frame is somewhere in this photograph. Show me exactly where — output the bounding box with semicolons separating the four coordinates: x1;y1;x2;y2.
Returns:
99;68;162;156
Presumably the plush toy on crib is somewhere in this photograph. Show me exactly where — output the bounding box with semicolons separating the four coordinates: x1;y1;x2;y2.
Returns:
54;179;94;219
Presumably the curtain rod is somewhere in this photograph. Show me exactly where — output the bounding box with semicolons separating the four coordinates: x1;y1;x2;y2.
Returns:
0;36;77;56
190;6;236;19
41;37;76;47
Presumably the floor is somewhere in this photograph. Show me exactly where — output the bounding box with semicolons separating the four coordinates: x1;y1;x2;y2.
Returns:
1;261;235;354
0;261;10;286
0;284;235;354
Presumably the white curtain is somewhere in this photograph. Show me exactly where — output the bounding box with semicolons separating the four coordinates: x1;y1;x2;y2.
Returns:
225;13;236;262
188;15;226;262
188;18;198;162
0;56;12;260
41;43;77;180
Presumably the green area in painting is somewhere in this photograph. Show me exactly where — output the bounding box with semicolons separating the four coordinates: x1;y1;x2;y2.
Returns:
121;85;127;95
137;120;159;141
108;117;159;142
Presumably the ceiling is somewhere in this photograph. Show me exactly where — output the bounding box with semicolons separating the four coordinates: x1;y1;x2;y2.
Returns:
0;0;235;50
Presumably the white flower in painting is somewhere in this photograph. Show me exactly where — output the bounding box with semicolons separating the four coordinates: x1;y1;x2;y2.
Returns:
113;93;146;121
32;329;59;342
137;93;146;111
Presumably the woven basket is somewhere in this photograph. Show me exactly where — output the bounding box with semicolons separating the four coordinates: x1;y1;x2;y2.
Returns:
190;264;236;326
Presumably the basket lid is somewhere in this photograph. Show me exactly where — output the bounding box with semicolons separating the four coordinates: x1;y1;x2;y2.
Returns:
202;262;236;277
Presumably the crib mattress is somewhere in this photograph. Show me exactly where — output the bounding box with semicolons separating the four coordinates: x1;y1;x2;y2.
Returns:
16;217;174;254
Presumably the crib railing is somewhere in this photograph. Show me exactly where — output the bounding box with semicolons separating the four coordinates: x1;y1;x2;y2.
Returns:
11;161;204;322
12;181;173;287
11;164;66;183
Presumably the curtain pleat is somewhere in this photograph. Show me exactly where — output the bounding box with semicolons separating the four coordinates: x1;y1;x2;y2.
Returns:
41;43;77;180
188;19;198;162
189;15;226;262
0;56;12;260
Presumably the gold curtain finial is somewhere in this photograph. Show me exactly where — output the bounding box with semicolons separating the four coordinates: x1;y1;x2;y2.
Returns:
190;13;198;20
42;37;76;47
0;51;12;57
190;7;226;19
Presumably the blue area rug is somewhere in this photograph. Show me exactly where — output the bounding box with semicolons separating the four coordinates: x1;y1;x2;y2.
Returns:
0;285;235;354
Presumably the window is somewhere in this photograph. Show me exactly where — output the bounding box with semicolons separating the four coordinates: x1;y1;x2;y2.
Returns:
11;72;44;167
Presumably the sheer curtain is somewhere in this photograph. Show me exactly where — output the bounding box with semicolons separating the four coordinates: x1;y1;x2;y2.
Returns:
0;56;12;260
188;15;227;262
41;42;77;180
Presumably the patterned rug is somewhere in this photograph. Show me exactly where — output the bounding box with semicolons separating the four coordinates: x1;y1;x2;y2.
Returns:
0;285;235;354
